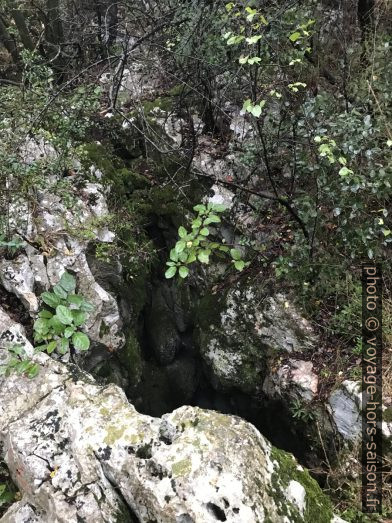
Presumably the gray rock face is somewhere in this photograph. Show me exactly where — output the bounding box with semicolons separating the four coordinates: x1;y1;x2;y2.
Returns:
146;286;181;365
0;309;336;523
196;286;316;394
329;380;362;441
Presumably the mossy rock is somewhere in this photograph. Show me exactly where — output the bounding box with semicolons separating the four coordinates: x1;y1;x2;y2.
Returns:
117;331;143;387
270;446;334;522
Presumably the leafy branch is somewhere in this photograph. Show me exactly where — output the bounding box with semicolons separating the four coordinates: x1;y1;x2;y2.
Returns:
165;203;247;279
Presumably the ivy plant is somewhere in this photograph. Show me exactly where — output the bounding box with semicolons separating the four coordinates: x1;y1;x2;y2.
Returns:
34;271;94;355
165;203;247;279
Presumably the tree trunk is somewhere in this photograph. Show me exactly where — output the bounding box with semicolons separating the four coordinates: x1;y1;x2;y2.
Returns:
11;10;35;52
0;16;19;62
45;0;64;48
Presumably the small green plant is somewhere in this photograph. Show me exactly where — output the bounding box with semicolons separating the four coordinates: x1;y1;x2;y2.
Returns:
0;483;14;507
165;203;247;279
0;235;25;251
0;344;39;379
290;398;315;422
33;271;94;355
352;338;362;356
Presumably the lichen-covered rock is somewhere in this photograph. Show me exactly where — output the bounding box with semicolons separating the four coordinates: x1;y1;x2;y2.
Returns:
0;312;337;523
2;161;124;355
196;285;316;394
0;255;38;313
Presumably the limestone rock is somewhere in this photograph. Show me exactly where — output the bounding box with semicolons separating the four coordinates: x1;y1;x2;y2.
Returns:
3;168;123;355
0;255;38;313
196;285;317;394
0;312;336;523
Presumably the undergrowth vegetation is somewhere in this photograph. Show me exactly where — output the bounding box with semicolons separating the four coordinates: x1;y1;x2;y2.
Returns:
0;0;390;519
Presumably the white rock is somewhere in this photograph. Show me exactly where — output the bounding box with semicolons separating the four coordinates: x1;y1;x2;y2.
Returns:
285;480;306;515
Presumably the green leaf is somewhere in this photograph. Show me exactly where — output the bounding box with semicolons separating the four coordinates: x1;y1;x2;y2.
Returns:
242;99;252;111
187;252;197;263
179;251;188;263
178;226;187;238
239;55;249;64
246;35;262;44
50;315;65;334
80;300;94;313
72;310;87;327
198;251;210;264
200;227;210;236
247;56;262;65
193;204;206;213
64;326;75;338
68;294;83;307
27;363;40;378
59;271;76;292
9;344;24;356
53;284;68;299
40;291;60;308
33;318;49;335
16;360;31;374
204;215;221;225
251;104;262;117
191;218;202;228
170;248;179;262
38;309;53;319
339;166;352;177
179;266;189;278
59;337;69;353
56;305;74;325
72;332;90;351
165;266;177;278
289;31;301;42
210;203;227;213
230;248;242;260
46;341;57;354
234;260;245;271
227;35;245;45
175;240;186;253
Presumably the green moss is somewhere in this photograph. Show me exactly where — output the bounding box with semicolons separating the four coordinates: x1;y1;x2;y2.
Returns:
270;447;333;523
196;292;225;328
142;96;173;115
81;142;118;177
171;458;192;477
383;406;392;423
118;331;143;385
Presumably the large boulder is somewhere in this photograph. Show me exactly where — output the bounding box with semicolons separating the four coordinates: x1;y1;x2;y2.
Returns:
0;308;337;523
195;285;316;394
